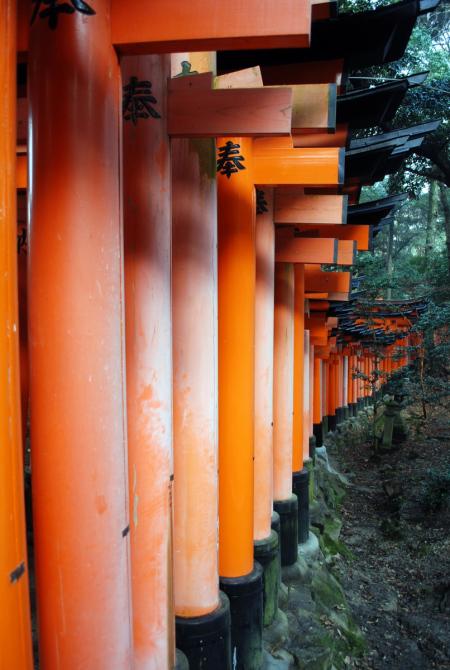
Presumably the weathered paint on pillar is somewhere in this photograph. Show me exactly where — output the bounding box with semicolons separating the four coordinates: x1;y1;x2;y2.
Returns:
218;136;255;578
273;262;295;502
122;54;174;668
28;2;132;666
322;359;328;420
343;355;349;408
171;52;220;615
313;357;322;425
293;265;305;472
309;343;315;436
254;189;275;541
0;1;33;666
303;330;310;462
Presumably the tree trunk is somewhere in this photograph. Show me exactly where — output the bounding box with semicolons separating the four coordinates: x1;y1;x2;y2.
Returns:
425;181;437;265
386;221;394;300
438;183;450;280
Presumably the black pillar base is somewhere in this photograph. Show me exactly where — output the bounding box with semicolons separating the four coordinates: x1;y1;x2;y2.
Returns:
327;414;337;432
254;531;279;627
322;415;329;435
313;422;323;448
174;649;190;670
273;495;298;566
176;591;231;670
357;399;364;411
292;468;309;544
343;406;350;421
350;402;357;417
335;407;343;424
220;563;263;670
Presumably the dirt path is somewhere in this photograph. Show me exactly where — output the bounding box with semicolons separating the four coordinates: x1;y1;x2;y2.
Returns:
331;410;450;669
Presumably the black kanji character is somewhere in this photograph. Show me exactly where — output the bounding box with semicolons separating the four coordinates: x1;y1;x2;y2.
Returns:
256;189;268;215
122;77;161;125
31;0;96;30
217;141;246;179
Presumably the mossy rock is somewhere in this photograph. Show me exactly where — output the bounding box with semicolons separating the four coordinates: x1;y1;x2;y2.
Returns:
311;567;346;611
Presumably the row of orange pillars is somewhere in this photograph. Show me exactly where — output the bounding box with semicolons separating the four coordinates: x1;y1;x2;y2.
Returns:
0;0;434;668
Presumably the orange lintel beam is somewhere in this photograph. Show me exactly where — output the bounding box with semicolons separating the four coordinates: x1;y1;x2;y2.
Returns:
298;224;369;250
305;292;329;299
337;240;357;265
168;76;293;137
18;0;311;54
294;123;349;148
304;266;351;293
253;138;344;187
276;231;337;264
274;190;347;225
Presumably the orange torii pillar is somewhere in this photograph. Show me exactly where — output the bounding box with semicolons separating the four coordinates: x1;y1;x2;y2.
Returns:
350;350;358;415
0;1;33;667
327;353;337;431
342;352;349;419
171;54;231;668
303;330;311;459
253;188;280;626
292;266;310;545
28;3;132;667
322;357;329;434
217;137;264;669
273;262;298;566
313;356;323;446
335;349;344;425
121;55;180;670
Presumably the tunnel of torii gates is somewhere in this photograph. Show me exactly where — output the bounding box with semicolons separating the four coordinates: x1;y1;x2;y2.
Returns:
0;0;440;668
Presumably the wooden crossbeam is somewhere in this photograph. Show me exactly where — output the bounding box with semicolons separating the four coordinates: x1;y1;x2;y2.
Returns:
296;223;369;250
18;0;310;54
253;138;344;186
304;266;351;292
168;76;293;137
276;230;338;263
274;189;347;224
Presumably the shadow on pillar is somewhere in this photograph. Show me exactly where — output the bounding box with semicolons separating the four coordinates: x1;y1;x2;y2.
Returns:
176;592;232;670
220;562;264;670
273;495;298;566
292;468;309;544
254;531;279;627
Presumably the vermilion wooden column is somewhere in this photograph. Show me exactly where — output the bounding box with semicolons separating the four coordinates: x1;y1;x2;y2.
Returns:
273;262;298;563
171;52;220;616
122;54;174;670
273;262;295;503
28;2;132;667
254;189;275;542
303;330;311;460
292;266;305;474
313;357;322;432
218;136;255;579
218;136;264;667
309;343;315;439
322;359;329;431
0;1;33;666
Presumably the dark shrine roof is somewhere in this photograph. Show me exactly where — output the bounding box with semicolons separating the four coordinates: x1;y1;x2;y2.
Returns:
336;73;428;130
217;0;440;76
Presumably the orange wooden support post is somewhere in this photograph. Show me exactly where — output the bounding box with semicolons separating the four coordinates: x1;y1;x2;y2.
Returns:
336;350;344;424
217;136;263;668
303;330;311;459
273;262;298;566
253;188;280;626
171;53;230;668
327;354;337;431
322;358;329;433
313;356;322;444
292;265;309;544
0;1;33;667
342;353;349;419
122;54;175;670
28;3;132;666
